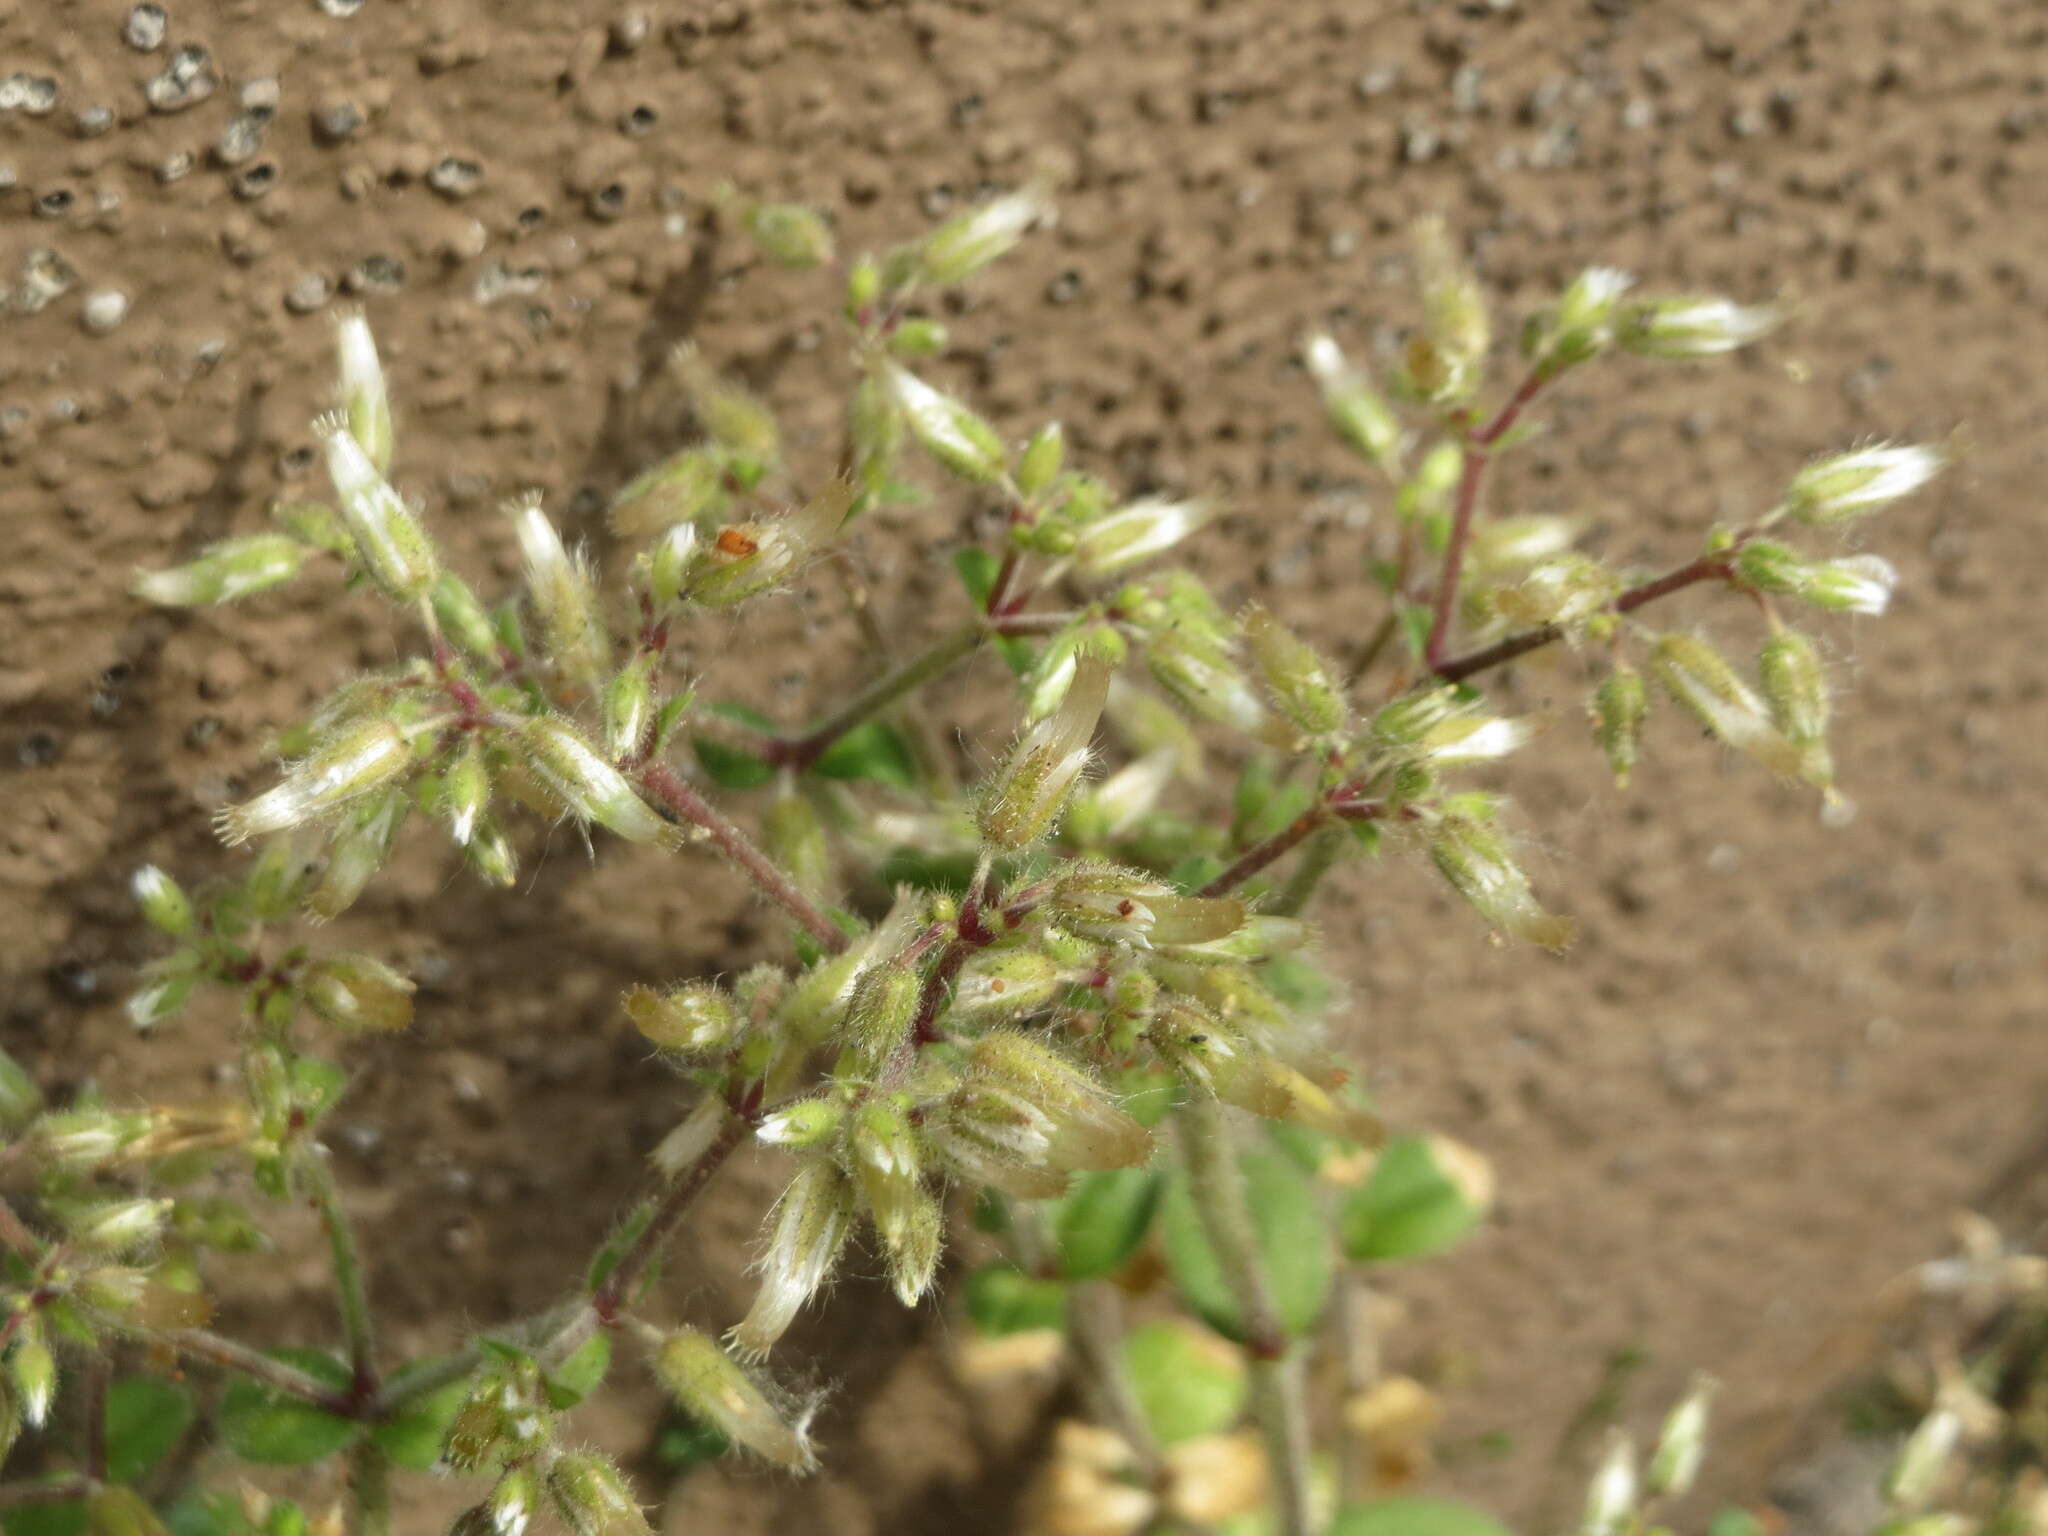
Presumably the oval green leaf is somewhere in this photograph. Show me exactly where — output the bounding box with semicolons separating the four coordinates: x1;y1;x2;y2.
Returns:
964;1261;1068;1337
105;1376;195;1483
1159;1149;1331;1343
1052;1169;1162;1281
1123;1319;1246;1445
1341;1135;1483;1263
1329;1498;1514;1536
218;1350;358;1466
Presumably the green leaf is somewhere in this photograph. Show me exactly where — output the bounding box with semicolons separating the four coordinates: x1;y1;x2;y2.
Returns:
1707;1514;1769;1536
692;734;775;790
544;1333;611;1408
1160;1149;1331;1342
105;1376;194;1483
1341;1135;1484;1263
218;1350;358;1465
651;1411;730;1476
812;720;919;790
2;1499;87;1536
369;1372;470;1470
1123;1320;1246;1445
877;845;981;894
954;547;1001;607
705;700;778;732
1397;600;1434;660
1050;1169;1162;1281
963;1261;1068;1337
1329;1498;1513;1536
165;1491;260;1536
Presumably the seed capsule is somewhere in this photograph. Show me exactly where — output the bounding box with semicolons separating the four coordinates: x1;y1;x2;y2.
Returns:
653;1328;817;1471
316;414;438;599
979;655;1111;851
1591;662;1649;787
884;365;1007;484
302;952;416;1034
516;716;673;845
216;718;412;845
1303;332;1403;473
130;533;306;607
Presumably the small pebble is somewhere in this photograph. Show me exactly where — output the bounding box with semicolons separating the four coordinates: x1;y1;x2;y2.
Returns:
156;150;194;183
426;156;483;198
216;112;268;165
607;11;650;53
73;105;116;139
618;104;659;137
585;181;630;221
12;76;60;116
33;187;76;220
230;161;279;199
124;5;169;51
81;290;131;334
17;248;79;313
343;254;407;294
311;100;363;143
145;46;217;113
316;0;364;16
284;272;332;313
240;77;281;114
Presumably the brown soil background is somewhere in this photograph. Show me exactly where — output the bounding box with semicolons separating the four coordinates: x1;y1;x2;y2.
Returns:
4;0;2047;1530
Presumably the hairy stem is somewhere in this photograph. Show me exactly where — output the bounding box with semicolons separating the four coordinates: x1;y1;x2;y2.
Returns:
158;1329;360;1416
1197;808;1330;900
1431;551;1736;684
1175;1097;1315;1536
1269;826;1348;918
300;1149;377;1400
770;620;986;771
84;1359;110;1482
636;761;848;952
1423;445;1492;672
590;1107;750;1324
0;1478;93;1511
349;1440;393;1536
1066;1281;1168;1484
0;1196;43;1260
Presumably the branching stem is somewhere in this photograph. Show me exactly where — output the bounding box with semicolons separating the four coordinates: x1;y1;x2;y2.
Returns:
300;1149;378;1401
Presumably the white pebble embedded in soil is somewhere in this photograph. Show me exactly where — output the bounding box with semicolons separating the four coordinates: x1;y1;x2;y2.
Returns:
81;290;131;334
123;5;168;51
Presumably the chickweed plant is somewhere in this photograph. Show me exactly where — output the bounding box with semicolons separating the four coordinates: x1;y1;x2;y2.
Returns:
0;183;1963;1536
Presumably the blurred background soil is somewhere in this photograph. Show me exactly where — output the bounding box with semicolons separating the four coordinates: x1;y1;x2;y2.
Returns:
3;0;2046;1529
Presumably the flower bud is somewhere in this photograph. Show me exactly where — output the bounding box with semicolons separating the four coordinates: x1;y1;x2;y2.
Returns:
980;655;1111;851
67;1196;172;1254
488;1469;538;1536
920;176;1055;285
1147;634;1271;739
1648;1377;1714;1500
1618;294;1779;358
732;1160;855;1358
316;414;439;599
334;312;393;473
1049;863;1244;950
1428;812;1572;950
969;1032;1152;1172
601;654;657;763
1580;1432;1638;1536
1408;217;1489;404
1783;443;1942;526
510;495;610;698
640;521;702;614
755;1096;846;1149
1888;1406;1961;1511
610;448;726;539
885;366;1008;484
10;1323;55;1428
1592;661;1649;787
1414;713;1538;768
1073;498;1214;578
0;1049;38;1130
75;1267;210;1329
433;741;491;851
1242;604;1346;737
464;818;519;889
546;1452;652;1536
687;481;852;609
952;948;1065;1021
1016;422;1067;498
883;1187;943;1307
845;254;882;316
672;344;780;470
650;1097;730;1180
1758;629;1830;754
844;961;922;1065
623;981;740;1053
274;498;353;557
1023;620;1125;724
217;718;412;845
888;317;949;358
1492;554;1620;628
131;534;307;608
1650;634;1804;778
1371;687;1462;748
431;572;503;666
36;1110;148;1170
654;1328;818;1471
1546;267;1635;366
1303;332;1403;473
516;716;673;845
847;371;906;498
741;201;834;270
763;787;831;900
126;964;197;1030
1804;554;1898;616
850;1099;925;1245
302;952;416;1034
131;865;194;936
